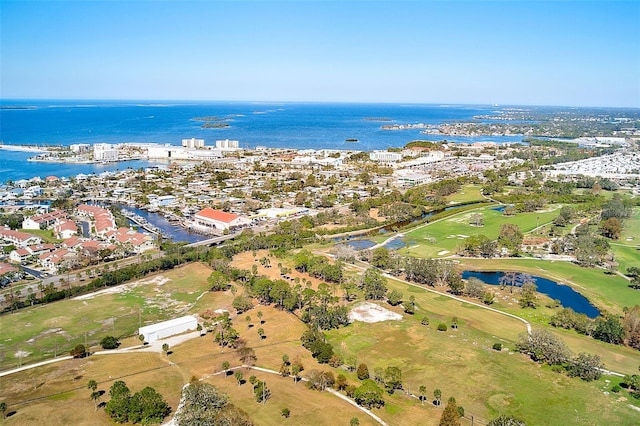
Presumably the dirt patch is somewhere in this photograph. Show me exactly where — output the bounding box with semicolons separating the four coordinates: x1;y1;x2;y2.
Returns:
369;208;386;222
349;302;403;323
73;276;170;300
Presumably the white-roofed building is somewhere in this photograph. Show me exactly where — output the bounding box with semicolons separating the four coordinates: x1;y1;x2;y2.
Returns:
138;315;198;344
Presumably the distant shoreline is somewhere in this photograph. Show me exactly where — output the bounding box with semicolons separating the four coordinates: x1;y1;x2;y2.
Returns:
0;144;52;153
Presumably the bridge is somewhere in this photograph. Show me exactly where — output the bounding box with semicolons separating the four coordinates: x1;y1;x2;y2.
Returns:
186;232;240;247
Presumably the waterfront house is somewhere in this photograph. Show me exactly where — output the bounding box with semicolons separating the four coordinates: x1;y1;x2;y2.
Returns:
192;208;250;232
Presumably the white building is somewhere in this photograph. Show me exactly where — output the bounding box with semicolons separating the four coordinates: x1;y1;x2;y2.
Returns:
216;139;239;149
94;143;119;162
192;208;251;232
138;315;198;344
370;150;403;163
70;144;91;153
182;138;205;149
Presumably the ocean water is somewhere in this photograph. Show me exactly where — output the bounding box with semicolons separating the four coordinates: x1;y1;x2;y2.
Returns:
1;101;523;182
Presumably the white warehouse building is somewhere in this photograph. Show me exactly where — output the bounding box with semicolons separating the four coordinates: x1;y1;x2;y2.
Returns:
138;315;198;344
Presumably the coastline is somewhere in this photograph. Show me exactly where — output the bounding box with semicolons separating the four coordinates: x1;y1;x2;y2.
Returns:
0;144;52;153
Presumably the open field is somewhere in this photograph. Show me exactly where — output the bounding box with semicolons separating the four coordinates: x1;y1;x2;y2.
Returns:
457;258;640;316
400;205;560;257
327;279;640;425
611;207;640;273
207;370;379;426
444;184;485;204
2;256;639;425
0;262;220;370
0;352;184;426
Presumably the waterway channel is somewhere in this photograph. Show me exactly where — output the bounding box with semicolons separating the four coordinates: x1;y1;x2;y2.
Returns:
116;205;208;244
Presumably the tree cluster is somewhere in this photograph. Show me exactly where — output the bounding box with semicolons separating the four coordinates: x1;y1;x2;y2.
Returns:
175;380;252;426
105;381;169;424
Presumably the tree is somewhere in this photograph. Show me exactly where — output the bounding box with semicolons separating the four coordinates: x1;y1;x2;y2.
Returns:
567;352;603;381
162;343;170;355
516;329;570;365
350;418;360;426
127;386;170;424
498;223;523;255
291;357;304;383
433;388;442;406
105;381;131;423
257;311;264;323
87;379;101;411
253;380;270;403
257;328;265;339
387;290;403;306
362;267;387;300
487;415;527;426
239;347;257;368
100;335;120;350
404;295;416;314
307;370;335;391
419;385;427;405
176;381;252;426
384;366;403;393
519;282;538;308
336;373;348;391
232;295;253;314
281;407;290;418
353;379;385;409
70;343;88;358
208;270;229;291
0;402;7;420
371;247;391;269
593;315;624;344
357;363;370;380
600;217;623;239
222;361;230;376
439;396;461;426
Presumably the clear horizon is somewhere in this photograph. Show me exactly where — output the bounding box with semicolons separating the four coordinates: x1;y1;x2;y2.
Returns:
2;1;639;108
2;98;640;110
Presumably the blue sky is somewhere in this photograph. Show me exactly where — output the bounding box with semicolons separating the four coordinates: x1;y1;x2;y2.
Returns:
1;1;639;107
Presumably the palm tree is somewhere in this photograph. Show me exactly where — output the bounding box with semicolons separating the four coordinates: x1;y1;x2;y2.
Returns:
419;385;427;405
434;388;442;406
234;371;243;386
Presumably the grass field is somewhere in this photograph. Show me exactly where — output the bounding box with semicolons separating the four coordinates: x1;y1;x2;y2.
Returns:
611;207;640;273
2;256;639;426
0;262;220;370
326;277;640;425
400;205;560;257
0;352;184;426
444;184;485;204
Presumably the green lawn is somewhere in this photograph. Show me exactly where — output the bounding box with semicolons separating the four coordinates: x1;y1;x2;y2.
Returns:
444;184;485;204
400;206;560;257
19;228;61;244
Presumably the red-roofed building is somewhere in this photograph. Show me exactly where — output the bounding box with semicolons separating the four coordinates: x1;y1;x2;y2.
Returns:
39;248;76;273
77;204;116;236
9;243;55;263
107;228;155;253
192;208;250;232
54;219;78;240
0;227;43;248
22;210;68;230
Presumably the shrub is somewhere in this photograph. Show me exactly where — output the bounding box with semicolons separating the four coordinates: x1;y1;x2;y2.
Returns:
100;336;120;350
611;384;621;393
492;342;502;351
70;344;87;358
437;323;448;332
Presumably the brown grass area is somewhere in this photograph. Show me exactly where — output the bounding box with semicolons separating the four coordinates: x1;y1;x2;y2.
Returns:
369;208;386;222
207;371;379;426
231;250;335;293
0;352;183;426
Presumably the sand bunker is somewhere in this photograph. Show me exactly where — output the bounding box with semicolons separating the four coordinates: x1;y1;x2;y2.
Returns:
349;302;402;323
437;250;450;255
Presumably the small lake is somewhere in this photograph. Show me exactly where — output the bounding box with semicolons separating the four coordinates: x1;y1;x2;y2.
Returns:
462;271;601;318
342;237;406;251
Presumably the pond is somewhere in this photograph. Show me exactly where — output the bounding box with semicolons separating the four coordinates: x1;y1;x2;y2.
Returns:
461;271;601;318
342;236;406;251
